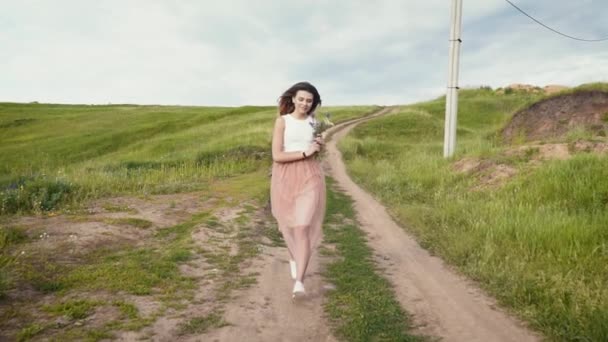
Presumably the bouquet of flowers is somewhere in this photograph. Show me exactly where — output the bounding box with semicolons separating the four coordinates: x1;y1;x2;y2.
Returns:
309;112;334;159
310;112;334;137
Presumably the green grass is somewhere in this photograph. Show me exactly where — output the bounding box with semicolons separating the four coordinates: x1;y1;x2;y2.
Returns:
0;104;272;215
102;203;136;213
19;299;148;341
1;225;29;298
16;323;45;342
43;299;102;320
112;300;139;319
105;217;153;229
62;247;196;296
338;85;608;341
322;179;426;341
0;103;378;216
1;225;28;247
177;311;228;335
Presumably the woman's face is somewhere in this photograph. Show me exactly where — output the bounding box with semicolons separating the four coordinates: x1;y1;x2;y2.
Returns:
292;90;314;114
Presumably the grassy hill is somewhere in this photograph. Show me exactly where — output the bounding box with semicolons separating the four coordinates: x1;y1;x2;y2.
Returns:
0;103;377;215
338;83;608;341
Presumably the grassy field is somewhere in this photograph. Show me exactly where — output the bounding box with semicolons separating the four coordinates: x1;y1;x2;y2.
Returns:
0;103;378;215
339;84;608;341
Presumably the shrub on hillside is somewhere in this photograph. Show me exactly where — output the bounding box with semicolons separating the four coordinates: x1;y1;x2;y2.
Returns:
0;176;75;215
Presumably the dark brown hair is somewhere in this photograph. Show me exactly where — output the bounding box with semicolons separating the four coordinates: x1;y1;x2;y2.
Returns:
277;82;322;116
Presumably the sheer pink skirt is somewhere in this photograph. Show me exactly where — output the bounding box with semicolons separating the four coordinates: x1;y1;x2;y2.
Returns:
270;158;326;249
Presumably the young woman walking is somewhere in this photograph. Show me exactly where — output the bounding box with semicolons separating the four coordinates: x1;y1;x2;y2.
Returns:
270;81;326;299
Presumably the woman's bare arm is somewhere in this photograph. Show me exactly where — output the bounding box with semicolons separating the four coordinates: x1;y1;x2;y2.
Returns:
271;116;318;163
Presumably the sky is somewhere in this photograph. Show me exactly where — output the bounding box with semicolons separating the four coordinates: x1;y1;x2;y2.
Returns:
1;0;607;106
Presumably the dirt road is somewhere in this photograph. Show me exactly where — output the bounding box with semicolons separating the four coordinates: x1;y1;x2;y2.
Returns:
198;246;336;342
324;107;540;341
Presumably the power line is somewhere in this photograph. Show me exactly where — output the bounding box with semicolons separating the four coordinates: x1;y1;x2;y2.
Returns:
504;0;608;42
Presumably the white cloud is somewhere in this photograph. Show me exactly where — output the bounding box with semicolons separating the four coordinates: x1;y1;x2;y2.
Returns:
0;0;606;106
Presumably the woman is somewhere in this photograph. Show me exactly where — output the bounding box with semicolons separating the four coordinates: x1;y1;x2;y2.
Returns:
270;81;326;299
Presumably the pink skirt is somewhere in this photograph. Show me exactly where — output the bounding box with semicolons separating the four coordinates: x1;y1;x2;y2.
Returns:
270;158;326;248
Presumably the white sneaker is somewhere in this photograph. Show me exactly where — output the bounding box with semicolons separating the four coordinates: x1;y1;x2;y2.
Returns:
292;280;306;299
289;260;297;280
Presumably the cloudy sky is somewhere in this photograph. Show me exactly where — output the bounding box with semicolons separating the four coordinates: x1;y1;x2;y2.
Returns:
1;0;607;106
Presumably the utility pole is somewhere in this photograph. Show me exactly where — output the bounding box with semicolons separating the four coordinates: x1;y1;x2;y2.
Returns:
444;0;463;158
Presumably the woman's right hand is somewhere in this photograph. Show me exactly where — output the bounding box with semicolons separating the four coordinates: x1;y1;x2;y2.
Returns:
306;141;321;157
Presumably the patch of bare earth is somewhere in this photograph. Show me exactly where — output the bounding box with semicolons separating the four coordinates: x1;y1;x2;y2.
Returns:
453;139;608;189
7;192;209;257
453;158;518;189
502;90;608;142
116;202;271;341
1;191;260;341
571;140;608;154
115;200;338;342
452;143;571;189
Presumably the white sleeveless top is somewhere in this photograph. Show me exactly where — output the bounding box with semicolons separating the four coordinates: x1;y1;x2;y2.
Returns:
282;114;315;152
